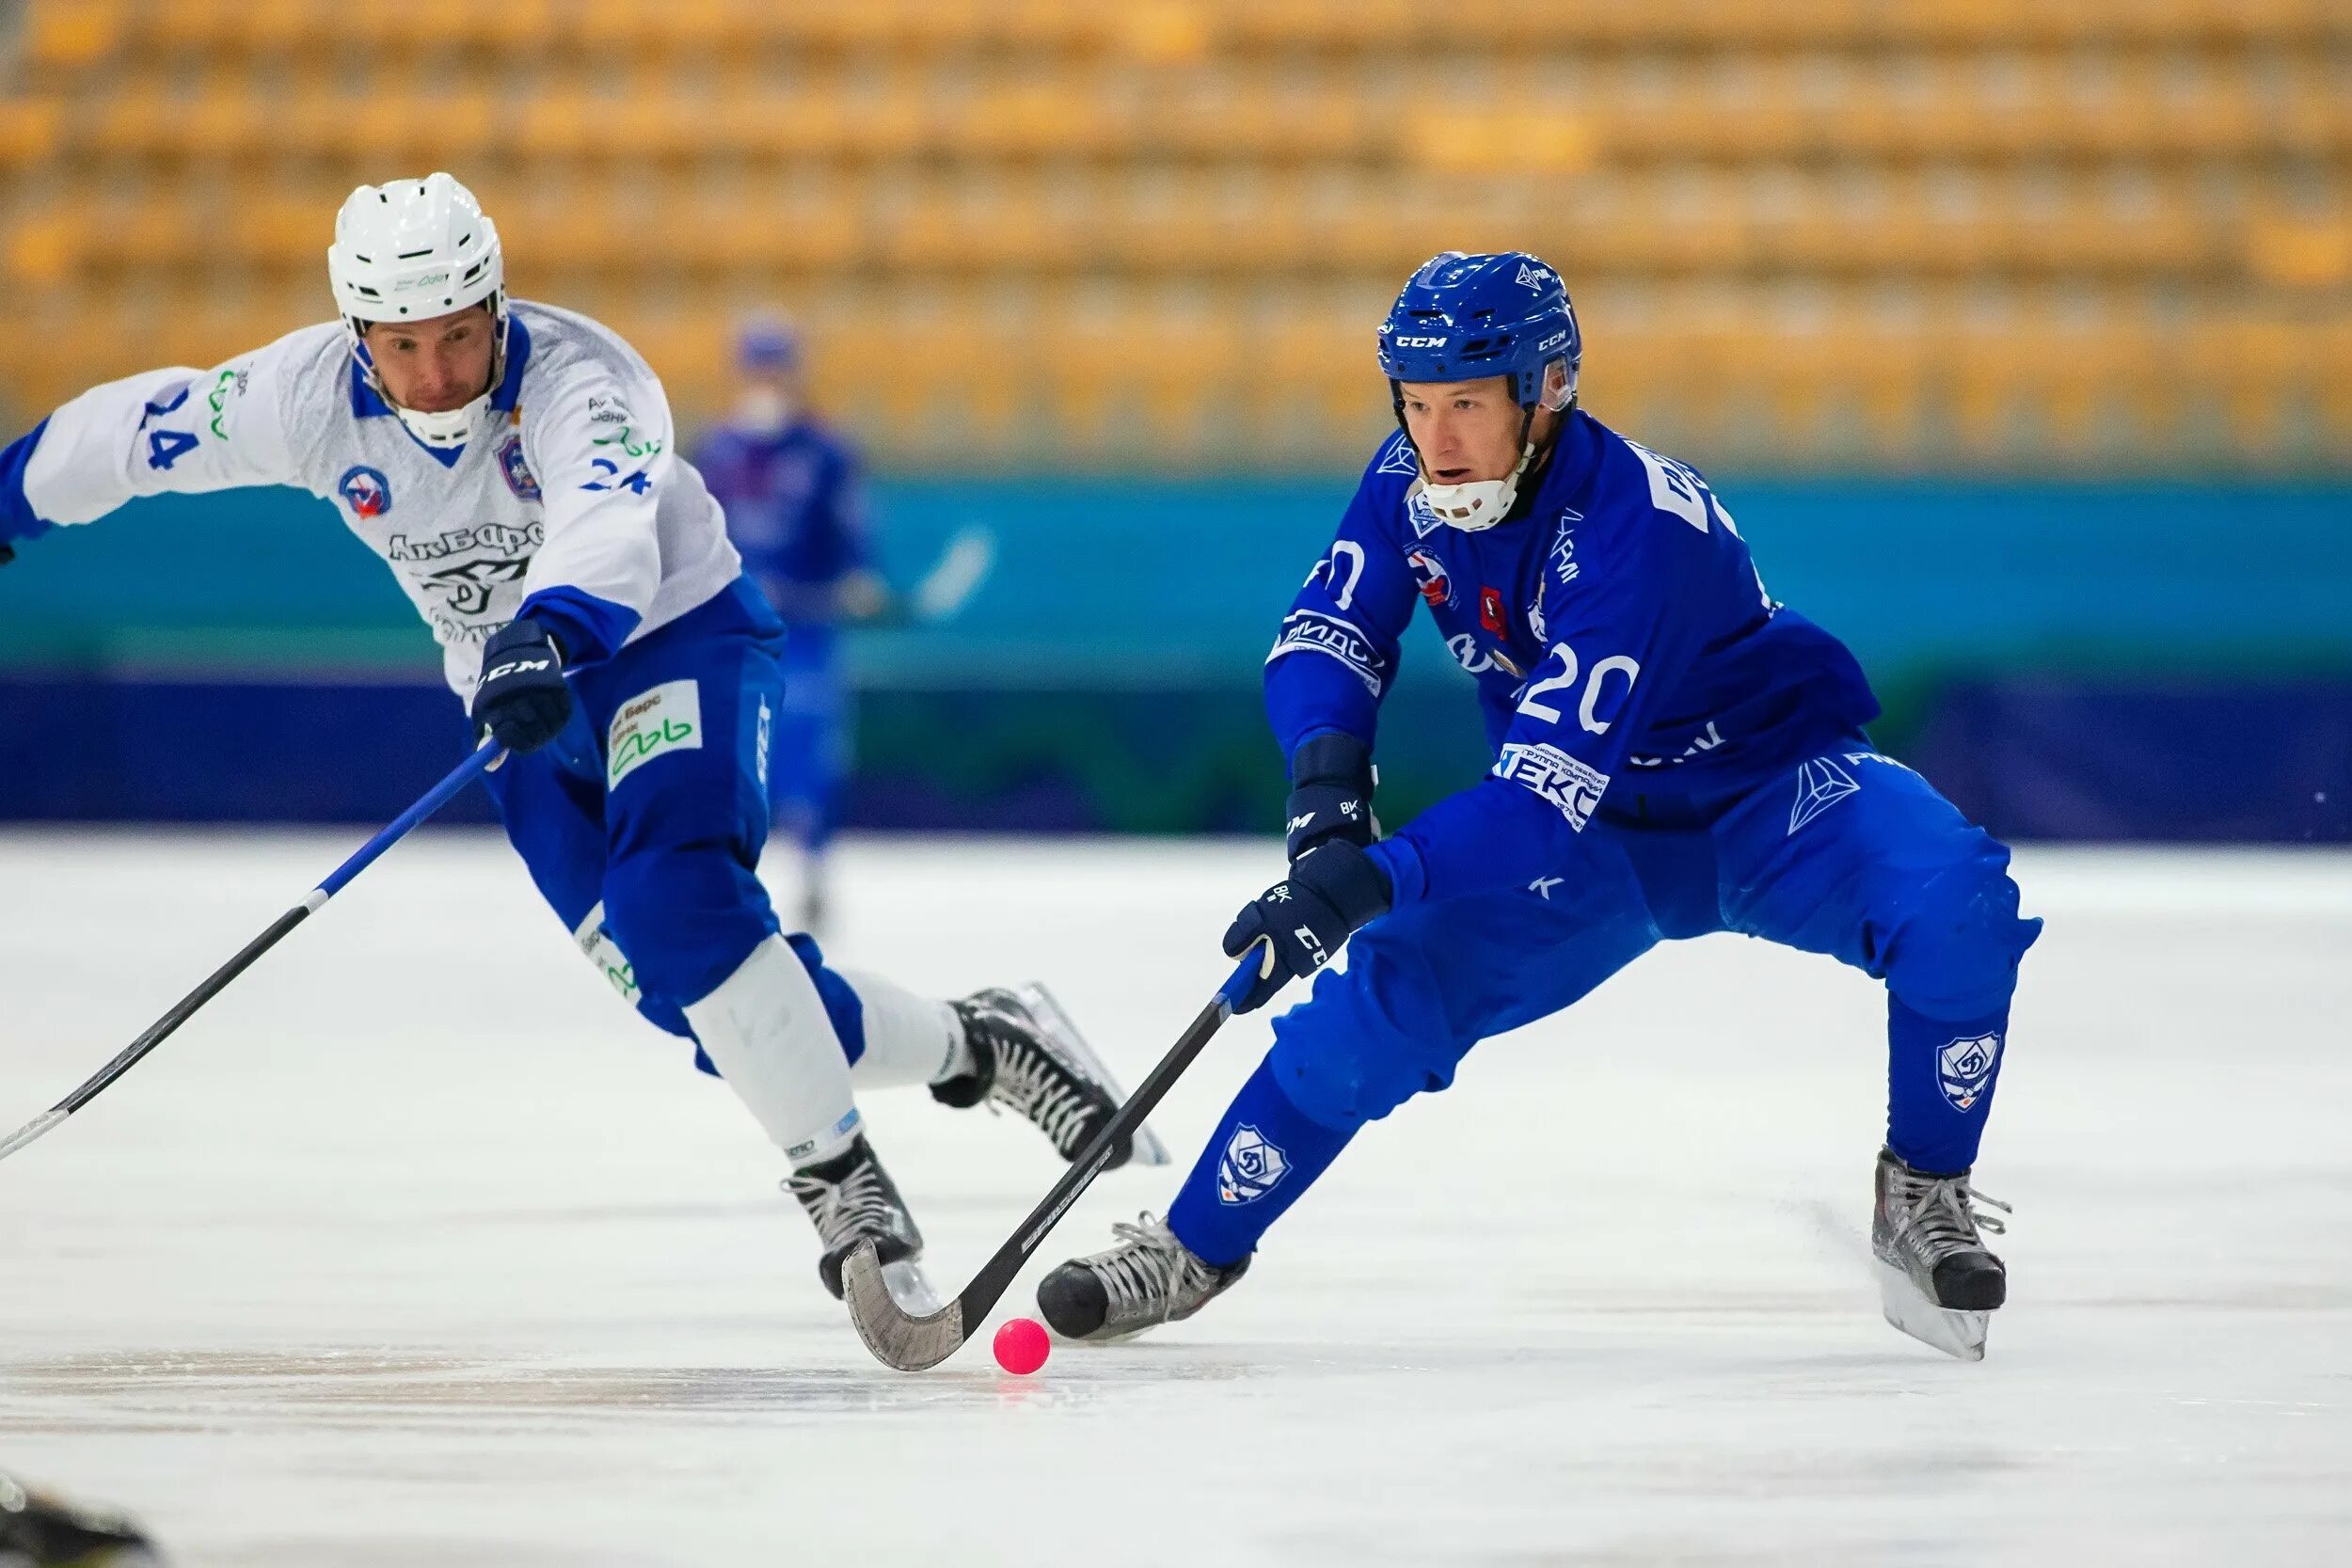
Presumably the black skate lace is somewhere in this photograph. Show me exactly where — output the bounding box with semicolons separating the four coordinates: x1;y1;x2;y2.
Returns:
966;1000;1098;1154
1088;1214;1207;1326
1895;1168;2011;1259
786;1163;899;1252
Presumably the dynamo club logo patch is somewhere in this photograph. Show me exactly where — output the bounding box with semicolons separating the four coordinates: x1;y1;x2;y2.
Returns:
1216;1124;1290;1205
336;465;392;519
1938;1034;2001;1112
497;435;542;502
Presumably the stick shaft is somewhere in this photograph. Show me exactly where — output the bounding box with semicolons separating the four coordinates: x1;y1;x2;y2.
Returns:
0;743;501;1160
951;951;1262;1323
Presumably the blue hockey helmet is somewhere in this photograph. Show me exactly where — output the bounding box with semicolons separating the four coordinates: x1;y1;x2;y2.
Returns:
736;313;801;372
1375;251;1580;412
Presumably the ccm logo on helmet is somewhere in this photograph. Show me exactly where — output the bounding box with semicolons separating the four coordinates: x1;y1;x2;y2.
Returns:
1392;336;1448;348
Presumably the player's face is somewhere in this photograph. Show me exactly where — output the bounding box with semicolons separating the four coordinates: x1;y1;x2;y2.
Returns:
1397;377;1526;483
363;305;498;414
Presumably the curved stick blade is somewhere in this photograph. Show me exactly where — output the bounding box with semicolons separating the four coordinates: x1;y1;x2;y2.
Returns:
842;1241;968;1371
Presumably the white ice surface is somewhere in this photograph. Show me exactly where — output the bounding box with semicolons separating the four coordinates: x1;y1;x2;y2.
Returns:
1;832;2348;1566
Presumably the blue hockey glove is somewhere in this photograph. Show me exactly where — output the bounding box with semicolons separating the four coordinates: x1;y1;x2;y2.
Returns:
1283;732;1377;862
469;618;571;755
1220;839;1393;1013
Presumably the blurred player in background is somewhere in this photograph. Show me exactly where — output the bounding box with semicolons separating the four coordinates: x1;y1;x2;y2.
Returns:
0;174;1150;1316
690;317;885;934
1041;252;2042;1361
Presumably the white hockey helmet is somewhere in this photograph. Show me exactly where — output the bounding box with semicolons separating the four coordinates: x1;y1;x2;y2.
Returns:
327;172;508;450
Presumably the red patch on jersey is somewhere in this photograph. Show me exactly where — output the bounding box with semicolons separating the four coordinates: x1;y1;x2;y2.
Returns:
1479;586;1507;635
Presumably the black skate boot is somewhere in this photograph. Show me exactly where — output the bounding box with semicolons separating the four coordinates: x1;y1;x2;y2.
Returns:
935;986;1167;1167
0;1471;161;1565
1872;1148;2012;1360
1036;1212;1250;1342
785;1132;931;1307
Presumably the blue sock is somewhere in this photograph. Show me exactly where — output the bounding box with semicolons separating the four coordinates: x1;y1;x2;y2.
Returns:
1886;996;2010;1174
1165;1054;1356;1267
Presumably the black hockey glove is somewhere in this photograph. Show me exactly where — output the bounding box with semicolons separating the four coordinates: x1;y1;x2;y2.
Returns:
1220;839;1392;1014
1283;732;1377;862
469;618;572;755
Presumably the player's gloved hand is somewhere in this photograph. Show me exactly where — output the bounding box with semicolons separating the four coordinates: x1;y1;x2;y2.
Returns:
1220;839;1392;1013
469;618;571;755
1284;732;1377;862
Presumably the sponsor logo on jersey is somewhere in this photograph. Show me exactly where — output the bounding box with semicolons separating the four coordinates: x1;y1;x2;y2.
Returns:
337;465;392;519
1549;508;1582;584
1938;1034;2001;1112
571;903;639;1004
1216;1124;1291;1205
1788;755;1861;835
1375;433;1420;477
607;679;704;789
1446;632;1496;674
424;557;532;617
1267;610;1388;696
1527;593;1549;643
388;522;541;562
1406;548;1454;607
205;365;248;440
1493;741;1610;831
497;435;542;502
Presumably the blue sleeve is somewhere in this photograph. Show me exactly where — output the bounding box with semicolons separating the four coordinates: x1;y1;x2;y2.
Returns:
518;584;643;669
1263;461;1420;761
1367;474;1724;906
1;420;56;545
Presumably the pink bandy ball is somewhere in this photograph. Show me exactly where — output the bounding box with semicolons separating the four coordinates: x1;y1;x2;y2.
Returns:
993;1316;1051;1375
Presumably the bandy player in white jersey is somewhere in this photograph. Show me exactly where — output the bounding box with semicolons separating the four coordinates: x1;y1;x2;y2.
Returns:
0;173;1163;1312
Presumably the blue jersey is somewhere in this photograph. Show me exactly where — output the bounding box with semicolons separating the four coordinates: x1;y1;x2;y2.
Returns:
1267;409;1881;908
690;419;868;629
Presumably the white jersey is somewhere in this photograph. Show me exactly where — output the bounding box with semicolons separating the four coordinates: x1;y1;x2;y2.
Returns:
20;300;740;697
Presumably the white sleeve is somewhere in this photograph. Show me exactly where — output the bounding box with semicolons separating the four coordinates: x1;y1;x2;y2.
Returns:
515;369;669;652
24;343;302;526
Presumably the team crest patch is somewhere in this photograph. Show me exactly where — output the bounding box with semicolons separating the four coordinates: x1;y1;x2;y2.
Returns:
497;435;541;501
1788;755;1860;835
1938;1034;2001;1112
1217;1124;1290;1205
607;679;703;789
336;465;392;518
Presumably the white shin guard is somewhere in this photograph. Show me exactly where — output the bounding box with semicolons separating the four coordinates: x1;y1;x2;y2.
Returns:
841;969;969;1090
682;936;862;1167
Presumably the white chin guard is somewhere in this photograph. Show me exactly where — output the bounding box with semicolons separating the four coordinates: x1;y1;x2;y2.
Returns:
392;389;495;451
1416;441;1537;531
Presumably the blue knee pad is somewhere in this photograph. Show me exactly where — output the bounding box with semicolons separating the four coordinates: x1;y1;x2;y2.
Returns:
1882;849;2042;1022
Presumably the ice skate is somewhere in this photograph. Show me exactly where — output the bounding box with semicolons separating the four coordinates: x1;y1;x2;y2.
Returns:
1871;1148;2012;1361
1035;1213;1249;1342
786;1133;937;1312
936;984;1169;1166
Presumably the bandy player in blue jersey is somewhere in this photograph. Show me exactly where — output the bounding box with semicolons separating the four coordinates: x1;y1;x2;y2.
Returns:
690;319;883;934
1040;253;2042;1360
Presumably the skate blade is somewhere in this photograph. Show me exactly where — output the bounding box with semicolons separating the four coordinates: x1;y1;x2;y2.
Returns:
1877;1259;1990;1361
1010;981;1170;1166
882;1258;943;1318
